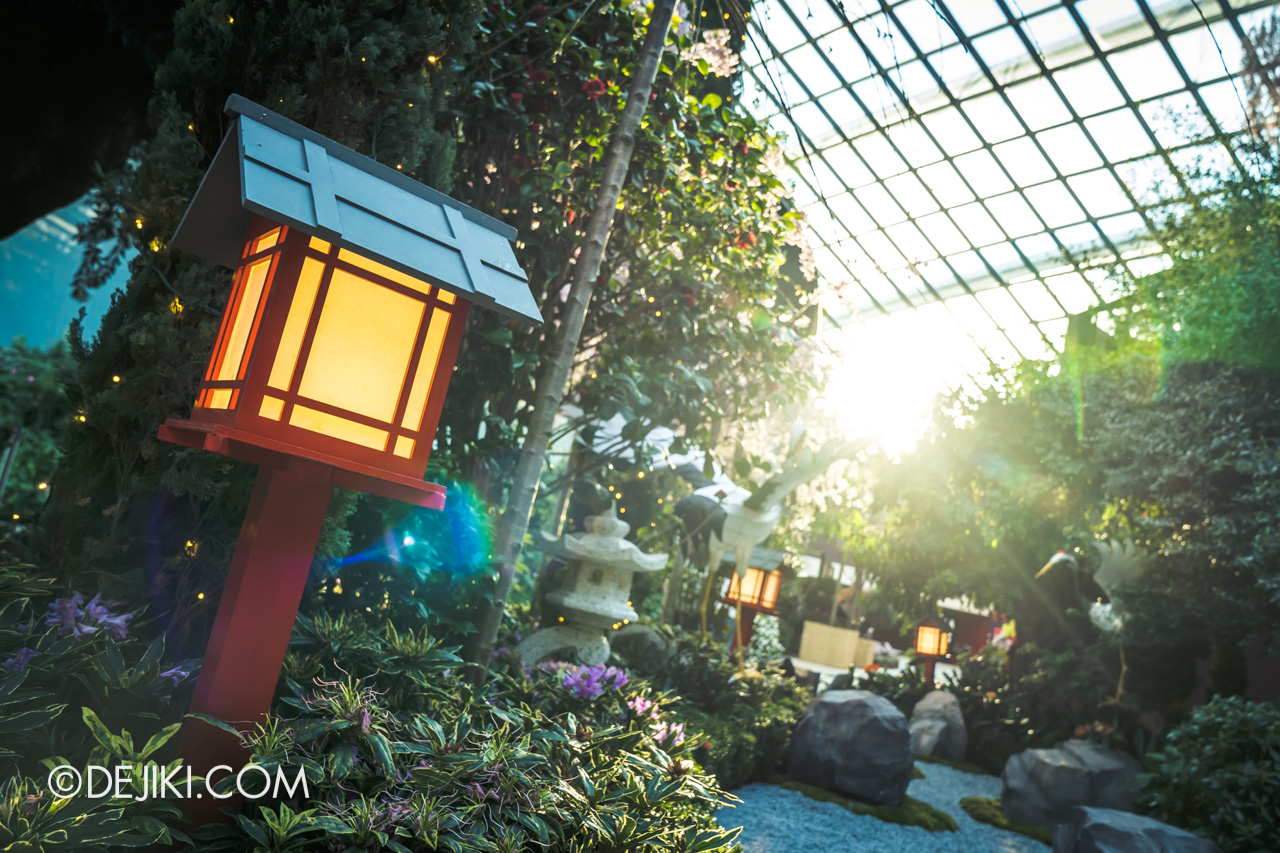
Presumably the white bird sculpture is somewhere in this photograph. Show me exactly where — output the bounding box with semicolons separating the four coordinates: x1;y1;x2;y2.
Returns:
678;425;879;671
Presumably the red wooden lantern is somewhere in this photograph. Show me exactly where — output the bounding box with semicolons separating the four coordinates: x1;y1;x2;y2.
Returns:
720;551;785;654
160;96;539;807
724;566;783;612
165;216;470;505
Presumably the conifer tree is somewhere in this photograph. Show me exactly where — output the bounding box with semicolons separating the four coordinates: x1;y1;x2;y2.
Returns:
44;0;480;650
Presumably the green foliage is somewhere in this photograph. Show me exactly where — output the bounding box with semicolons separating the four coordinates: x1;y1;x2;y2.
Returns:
443;0;821;511
0;340;72;534
617;629;810;789
857;647;1120;775
959;797;1052;844
779;779;957;832
0;558;199;849
43;0;482;635
1139;696;1280;853
193;634;739;852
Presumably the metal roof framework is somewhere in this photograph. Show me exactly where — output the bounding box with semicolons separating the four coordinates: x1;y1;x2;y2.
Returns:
740;0;1279;378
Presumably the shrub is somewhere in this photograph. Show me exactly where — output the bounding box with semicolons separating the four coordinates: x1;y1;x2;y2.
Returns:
192;645;740;852
1139;696;1280;853
621;628;811;790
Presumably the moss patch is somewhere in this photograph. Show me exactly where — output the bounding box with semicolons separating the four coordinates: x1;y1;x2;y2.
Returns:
916;753;996;776
780;779;957;832
912;764;926;780
960;797;1052;844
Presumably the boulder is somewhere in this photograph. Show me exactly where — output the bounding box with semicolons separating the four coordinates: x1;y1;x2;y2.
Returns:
1053;806;1223;853
610;624;672;666
827;671;854;691
788;689;913;806
909;690;967;762
1002;739;1140;828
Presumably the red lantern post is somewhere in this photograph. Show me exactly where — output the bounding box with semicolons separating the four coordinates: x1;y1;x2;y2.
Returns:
162;96;540;795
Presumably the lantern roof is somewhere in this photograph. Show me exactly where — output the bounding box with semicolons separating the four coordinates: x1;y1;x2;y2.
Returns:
172;94;541;324
720;546;786;572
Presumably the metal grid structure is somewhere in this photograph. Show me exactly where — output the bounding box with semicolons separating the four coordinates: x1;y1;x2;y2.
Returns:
740;0;1279;379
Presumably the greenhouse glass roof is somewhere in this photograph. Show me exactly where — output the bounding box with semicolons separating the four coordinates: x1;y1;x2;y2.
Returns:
741;0;1278;414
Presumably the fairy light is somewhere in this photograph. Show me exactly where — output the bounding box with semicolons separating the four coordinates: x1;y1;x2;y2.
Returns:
427;55;438;63
112;375;120;383
37;482;48;490
135;218;144;230
637;471;645;478
198;592;205;600
11;514;19;520
655;311;662;317
648;296;655;302
170;297;183;315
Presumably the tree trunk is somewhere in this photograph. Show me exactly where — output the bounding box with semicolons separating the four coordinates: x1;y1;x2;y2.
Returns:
465;0;678;670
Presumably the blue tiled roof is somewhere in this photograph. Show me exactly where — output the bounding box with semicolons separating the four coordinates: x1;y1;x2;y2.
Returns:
172;95;540;324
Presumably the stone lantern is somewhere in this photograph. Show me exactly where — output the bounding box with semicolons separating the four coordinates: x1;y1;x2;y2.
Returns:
516;507;666;665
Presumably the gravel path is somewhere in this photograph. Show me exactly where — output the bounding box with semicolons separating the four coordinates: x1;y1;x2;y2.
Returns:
716;764;1049;853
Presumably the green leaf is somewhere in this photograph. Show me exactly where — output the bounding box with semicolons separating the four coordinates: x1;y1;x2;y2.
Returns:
139;723;181;760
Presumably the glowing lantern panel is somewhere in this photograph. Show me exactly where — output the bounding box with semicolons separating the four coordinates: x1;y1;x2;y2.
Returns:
725;567;783;612
188;217;468;479
915;622;949;657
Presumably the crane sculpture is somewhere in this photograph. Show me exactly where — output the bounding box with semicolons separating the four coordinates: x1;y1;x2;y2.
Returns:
1033;538;1152;704
674;424;879;674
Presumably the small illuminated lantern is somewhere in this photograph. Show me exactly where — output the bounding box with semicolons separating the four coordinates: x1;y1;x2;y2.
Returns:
720;548;784;655
161;95;539;784
913;616;951;684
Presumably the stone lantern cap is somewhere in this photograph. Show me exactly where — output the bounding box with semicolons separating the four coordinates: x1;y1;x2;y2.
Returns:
537;507;667;571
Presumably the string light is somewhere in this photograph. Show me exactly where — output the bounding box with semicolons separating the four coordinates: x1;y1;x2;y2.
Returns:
197;592;205;600
170;297;183;315
228;16;234;23
427;55;439;63
11;514;18;520
655;310;662;316
135;219;143;230
37;482;47;490
112;375;120;383
637;471;644;478
648;296;654;302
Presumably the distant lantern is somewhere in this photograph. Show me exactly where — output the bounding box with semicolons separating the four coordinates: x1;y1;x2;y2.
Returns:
913;616;951;683
724;566;782;612
719;549;785;657
160;95;539;810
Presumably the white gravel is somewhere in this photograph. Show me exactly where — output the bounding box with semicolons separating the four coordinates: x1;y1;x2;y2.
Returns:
716;763;1049;853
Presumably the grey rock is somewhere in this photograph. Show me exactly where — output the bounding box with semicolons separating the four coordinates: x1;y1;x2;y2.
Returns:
827;672;854;691
1002;739;1140;828
1053;806;1223;853
910;690;967;762
788;689;914;806
610;623;672;666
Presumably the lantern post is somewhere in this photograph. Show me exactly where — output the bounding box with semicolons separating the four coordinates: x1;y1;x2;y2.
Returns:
913;616;951;685
161;96;540;795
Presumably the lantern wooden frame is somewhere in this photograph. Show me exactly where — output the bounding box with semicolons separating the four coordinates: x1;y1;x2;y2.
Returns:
162;215;470;506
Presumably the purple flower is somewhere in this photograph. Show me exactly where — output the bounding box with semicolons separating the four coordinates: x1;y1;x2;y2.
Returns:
46;592;87;636
558;663;631;701
2;647;38;672
654;720;685;747
627;694;658;720
84;594;133;640
45;591;134;640
159;666;188;685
